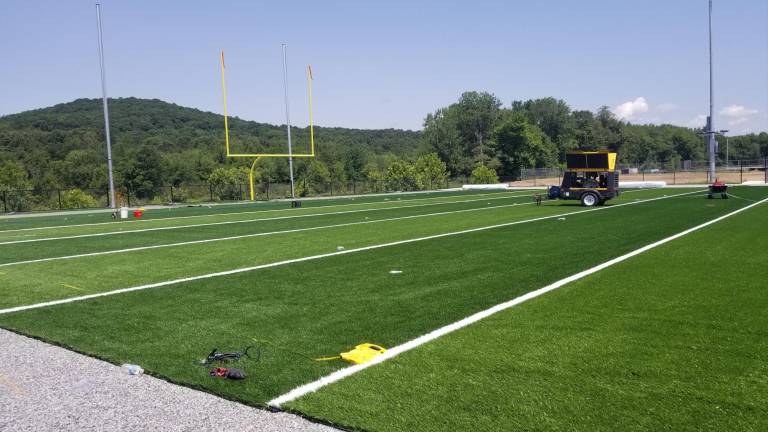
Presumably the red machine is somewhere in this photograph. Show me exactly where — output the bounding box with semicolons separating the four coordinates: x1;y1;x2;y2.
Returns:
707;178;728;199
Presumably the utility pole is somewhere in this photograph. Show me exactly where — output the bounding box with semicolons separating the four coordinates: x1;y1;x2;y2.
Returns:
96;3;117;209
282;44;296;199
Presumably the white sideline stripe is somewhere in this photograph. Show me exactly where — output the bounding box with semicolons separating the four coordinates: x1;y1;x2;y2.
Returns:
267;195;768;408
0;190;530;234
0;201;539;267
0;193;535;245
0;190;700;316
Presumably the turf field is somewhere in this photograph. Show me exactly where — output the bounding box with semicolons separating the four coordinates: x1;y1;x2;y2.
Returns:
1;187;766;431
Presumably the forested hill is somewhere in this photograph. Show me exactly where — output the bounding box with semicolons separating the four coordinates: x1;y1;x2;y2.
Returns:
0;97;421;163
0;97;422;193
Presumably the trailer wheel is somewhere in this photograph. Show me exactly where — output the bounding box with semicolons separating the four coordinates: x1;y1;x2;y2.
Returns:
581;192;598;207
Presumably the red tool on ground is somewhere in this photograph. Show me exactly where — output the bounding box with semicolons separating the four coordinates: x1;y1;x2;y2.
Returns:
707;178;728;199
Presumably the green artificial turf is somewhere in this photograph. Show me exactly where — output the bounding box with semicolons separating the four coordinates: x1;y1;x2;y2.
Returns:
0;189;523;232
0;187;762;409
287;196;768;431
0;191;535;262
0;189;676;308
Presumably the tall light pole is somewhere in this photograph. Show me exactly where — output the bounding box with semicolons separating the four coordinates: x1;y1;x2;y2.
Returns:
706;0;717;183
96;3;116;209
282;44;296;199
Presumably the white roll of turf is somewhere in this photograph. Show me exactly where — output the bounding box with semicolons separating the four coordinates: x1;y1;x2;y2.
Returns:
619;181;666;189
462;184;510;190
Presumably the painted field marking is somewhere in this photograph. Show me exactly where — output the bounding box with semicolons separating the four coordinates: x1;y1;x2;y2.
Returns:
0;190;531;235
267;195;768;408
0;200;542;267
0;192;536;246
0;190;701;316
61;284;85;292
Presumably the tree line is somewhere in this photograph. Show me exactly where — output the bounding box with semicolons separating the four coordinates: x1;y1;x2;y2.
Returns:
423;92;768;180
0;95;766;208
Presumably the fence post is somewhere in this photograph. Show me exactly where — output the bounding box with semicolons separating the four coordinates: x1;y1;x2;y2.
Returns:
266;181;270;200
127;189;132;207
673;169;676;185
239;183;243;201
740;161;743;184
57;189;63;209
2;191;6;213
642;169;645;181
169;186;174;203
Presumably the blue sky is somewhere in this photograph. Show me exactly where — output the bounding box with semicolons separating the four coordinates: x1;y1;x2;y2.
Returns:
1;0;766;133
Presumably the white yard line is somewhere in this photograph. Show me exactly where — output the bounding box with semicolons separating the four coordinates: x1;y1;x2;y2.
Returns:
0;201;539;268
0;190;701;316
0;193;535;245
267;195;768;408
0;190;530;234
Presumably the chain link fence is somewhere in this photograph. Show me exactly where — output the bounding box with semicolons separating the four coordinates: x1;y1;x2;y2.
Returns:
517;158;768;188
0;178;465;214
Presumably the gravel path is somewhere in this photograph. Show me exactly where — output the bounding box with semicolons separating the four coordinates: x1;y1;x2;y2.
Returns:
0;329;338;432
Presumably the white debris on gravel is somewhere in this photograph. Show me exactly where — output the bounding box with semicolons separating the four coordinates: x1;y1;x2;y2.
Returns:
0;329;338;432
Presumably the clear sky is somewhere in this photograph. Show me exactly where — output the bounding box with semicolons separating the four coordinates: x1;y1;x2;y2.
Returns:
1;0;766;133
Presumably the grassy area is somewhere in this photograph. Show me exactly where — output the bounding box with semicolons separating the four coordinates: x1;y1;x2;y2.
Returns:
287;195;768;431
0;187;762;410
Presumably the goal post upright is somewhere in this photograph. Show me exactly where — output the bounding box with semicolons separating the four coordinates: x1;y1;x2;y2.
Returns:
219;50;316;200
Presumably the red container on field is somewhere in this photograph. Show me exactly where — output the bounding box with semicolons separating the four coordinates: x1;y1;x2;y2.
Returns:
133;210;143;218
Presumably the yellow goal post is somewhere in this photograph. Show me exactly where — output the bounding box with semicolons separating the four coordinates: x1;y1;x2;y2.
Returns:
219;51;316;199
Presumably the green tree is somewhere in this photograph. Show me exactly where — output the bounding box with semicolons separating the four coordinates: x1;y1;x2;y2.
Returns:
385;159;419;191
492;113;556;179
423;106;470;176
56;149;107;190
0;160;33;211
297;159;331;196
0;160;31;191
207;167;248;200
469;164;499;184
60;188;99;209
343;145;368;181
414;153;448;190
512;97;576;157
455;91;502;166
364;162;386;192
118;144;165;199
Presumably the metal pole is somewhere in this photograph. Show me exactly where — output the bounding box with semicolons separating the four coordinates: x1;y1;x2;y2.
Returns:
707;0;716;183
96;4;117;209
282;44;296;199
